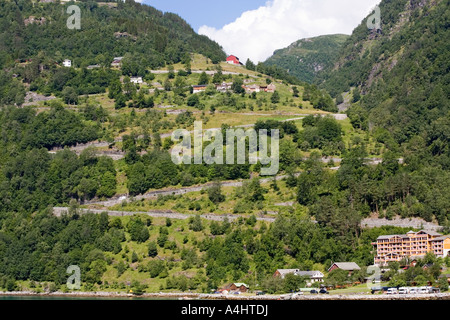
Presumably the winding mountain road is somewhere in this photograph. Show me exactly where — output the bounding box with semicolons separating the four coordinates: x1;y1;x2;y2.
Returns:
48;113;347;159
52;207;277;223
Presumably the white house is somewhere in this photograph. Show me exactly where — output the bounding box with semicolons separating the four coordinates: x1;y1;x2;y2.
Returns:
265;83;276;93
245;84;261;94
63;59;72;68
192;85;207;94
111;57;123;68
274;269;324;284
215;82;232;93
297;271;325;283
130;76;143;84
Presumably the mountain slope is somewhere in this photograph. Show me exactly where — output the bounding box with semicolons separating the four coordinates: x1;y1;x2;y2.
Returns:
317;0;449;147
0;0;226;69
264;34;349;83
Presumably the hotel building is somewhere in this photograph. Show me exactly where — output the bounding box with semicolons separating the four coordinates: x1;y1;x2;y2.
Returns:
373;230;450;266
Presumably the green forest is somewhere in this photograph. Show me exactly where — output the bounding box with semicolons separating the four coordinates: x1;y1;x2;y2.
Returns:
318;0;450;147
265;34;349;83
0;0;449;295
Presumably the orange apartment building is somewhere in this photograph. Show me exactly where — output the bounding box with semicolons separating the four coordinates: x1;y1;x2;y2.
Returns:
373;230;450;266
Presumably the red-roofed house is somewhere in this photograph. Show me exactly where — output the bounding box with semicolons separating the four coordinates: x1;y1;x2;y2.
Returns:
226;55;241;65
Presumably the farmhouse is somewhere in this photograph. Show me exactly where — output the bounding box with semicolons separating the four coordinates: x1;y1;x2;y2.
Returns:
192;85;207;94
226;55;241;65
328;262;361;274
297;271;325;283
111;57;123;68
274;269;324;284
274;269;299;279
130;76;143;84
63;59;72;68
215;82;232;93
245;84;261;94
265;83;276;93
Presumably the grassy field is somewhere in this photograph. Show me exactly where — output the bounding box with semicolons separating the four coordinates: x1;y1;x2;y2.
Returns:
329;282;390;295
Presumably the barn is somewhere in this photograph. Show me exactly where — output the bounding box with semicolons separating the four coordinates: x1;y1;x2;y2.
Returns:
226;55;241;65
328;262;361;275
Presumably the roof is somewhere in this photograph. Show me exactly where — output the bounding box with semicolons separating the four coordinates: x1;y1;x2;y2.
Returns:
275;269;299;276
233;283;249;288
377;230;443;241
296;271;324;278
431;235;450;241
417;230;442;236
329;262;361;271
276;269;324;278
377;234;408;240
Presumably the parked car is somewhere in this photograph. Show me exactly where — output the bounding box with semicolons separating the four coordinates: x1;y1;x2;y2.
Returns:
310;289;319;294
398;287;409;294
431;287;441;293
319;289;329;294
409;287;418;294
419;287;430;294
386;288;399;295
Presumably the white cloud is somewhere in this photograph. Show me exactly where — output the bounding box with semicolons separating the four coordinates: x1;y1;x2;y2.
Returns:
199;0;381;63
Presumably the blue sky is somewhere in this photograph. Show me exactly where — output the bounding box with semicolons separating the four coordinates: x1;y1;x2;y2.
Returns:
143;0;381;63
145;0;269;31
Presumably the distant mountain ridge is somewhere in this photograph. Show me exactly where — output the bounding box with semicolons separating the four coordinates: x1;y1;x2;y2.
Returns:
264;34;349;83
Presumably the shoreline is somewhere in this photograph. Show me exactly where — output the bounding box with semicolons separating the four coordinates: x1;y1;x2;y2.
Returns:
1;291;450;301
